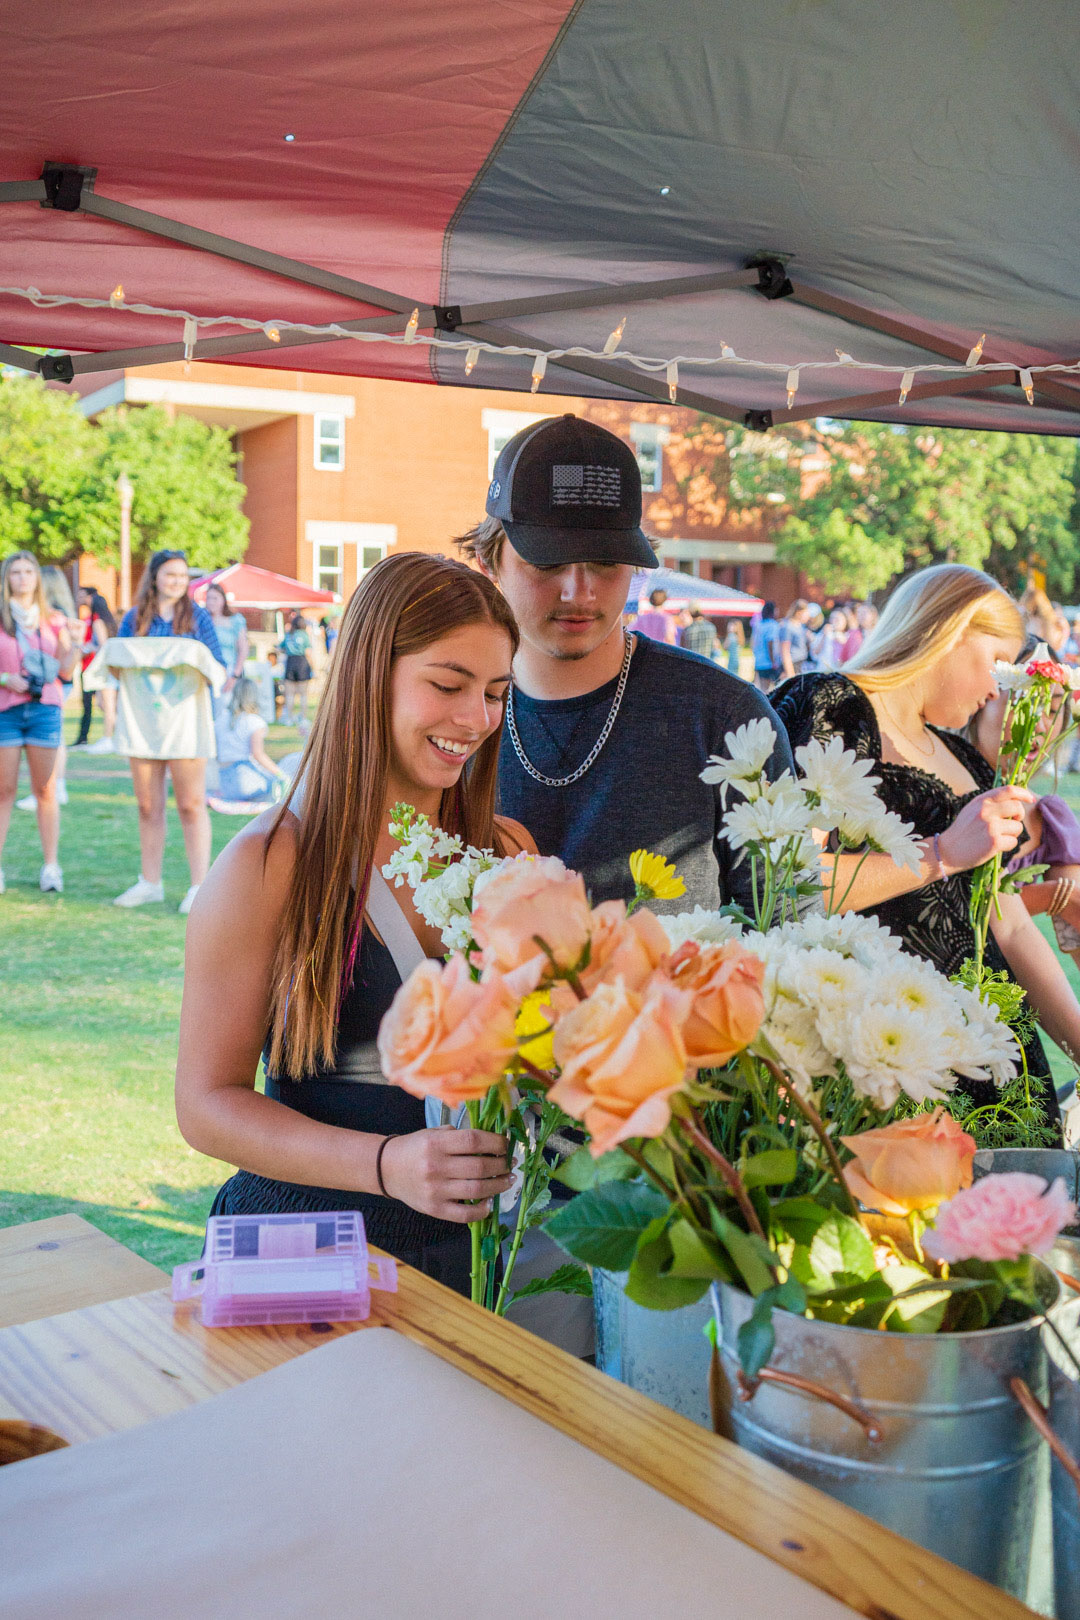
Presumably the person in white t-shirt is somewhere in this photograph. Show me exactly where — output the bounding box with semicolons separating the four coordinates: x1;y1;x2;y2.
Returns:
207;679;287;815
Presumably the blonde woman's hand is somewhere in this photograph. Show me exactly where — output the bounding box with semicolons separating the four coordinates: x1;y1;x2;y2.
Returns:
376;1127;512;1222
939;785;1037;873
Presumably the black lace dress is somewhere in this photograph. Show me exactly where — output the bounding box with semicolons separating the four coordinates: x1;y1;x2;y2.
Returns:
773;673;1060;1132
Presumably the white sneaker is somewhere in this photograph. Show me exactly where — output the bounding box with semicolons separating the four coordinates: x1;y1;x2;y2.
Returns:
113;876;165;908
39;863;63;893
85;736;115;755
178;884;201;915
17;783;67;809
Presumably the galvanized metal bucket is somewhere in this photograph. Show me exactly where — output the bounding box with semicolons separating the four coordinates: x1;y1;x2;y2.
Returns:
1026;1239;1080;1620
593;1267;713;1429
712;1266;1059;1597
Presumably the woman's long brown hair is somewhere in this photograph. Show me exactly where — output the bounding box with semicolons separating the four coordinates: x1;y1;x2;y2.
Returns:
266;551;519;1079
132;549;195;635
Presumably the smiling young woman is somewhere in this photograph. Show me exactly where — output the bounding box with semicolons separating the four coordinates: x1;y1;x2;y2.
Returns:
175;553;536;1292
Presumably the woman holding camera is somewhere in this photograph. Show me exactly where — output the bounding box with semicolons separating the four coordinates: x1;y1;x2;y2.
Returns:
0;551;77;894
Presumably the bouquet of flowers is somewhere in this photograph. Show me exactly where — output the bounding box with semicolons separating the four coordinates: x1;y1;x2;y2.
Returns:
969;643;1080;971
377;805;687;1314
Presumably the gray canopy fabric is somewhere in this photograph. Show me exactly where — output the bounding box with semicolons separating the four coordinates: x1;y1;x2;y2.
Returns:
2;0;1079;434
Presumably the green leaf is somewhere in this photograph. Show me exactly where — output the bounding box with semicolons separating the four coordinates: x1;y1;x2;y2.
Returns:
741;1148;798;1189
543;1180;668;1270
509;1263;593;1304
552;1145;638;1191
710;1210;776;1297
808;1212;876;1285
736;1277;807;1379
625;1219;711;1311
666;1217;732;1282
770;1197;832;1247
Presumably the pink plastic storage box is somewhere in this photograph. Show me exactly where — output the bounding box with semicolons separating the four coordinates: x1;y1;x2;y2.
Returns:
172;1210;397;1328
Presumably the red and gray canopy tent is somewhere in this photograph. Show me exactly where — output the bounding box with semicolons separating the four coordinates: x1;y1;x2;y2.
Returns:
2;3;1079;435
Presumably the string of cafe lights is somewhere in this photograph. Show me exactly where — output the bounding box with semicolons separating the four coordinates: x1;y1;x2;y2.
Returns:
3;283;1076;409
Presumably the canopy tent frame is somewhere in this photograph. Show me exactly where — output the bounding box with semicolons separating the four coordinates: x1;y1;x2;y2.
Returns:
3;162;1079;430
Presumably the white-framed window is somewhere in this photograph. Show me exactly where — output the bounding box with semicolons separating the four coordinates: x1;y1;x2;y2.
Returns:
313;413;345;470
630;421;668;492
481;408;554;478
315;543;343;594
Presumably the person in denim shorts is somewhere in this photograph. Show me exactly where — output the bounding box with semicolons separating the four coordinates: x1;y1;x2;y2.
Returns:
0;551;77;894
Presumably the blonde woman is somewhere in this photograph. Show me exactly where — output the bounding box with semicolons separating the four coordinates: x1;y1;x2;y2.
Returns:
0;552;77;893
774;563;1080;1137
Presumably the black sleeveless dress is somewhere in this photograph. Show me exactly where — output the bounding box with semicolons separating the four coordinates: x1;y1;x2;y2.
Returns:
208;925;473;1291
772;673;1060;1133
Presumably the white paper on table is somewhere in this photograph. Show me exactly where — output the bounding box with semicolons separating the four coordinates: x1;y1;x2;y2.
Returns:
0;1328;856;1620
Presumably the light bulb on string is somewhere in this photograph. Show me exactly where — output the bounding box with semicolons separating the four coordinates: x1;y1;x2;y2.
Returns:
403;308;420;343
835;349;854;364
265;326;280;343
109;284;125;307
530;353;548;393
785;368;800;410
1020;368;1035;405
666;360;678;403
182;317;198;362
465;345;480;377
965;333;986;367
721;343;735;359
899;369;915;406
603;315;627;354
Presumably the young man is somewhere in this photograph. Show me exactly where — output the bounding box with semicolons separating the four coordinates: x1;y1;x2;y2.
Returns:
680;601;719;661
457;414;793;918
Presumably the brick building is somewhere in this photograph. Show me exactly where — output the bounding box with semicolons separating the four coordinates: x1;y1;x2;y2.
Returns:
75;361;807;607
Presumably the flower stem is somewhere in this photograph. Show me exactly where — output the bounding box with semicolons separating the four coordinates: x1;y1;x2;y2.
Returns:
515;1054;554;1087
758;1054;861;1222
620;1141;679;1202
680;1111;767;1240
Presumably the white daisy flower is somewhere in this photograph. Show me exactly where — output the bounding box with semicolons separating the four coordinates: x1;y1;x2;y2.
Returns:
721;777;815;851
794;735;882;828
700;717;777;802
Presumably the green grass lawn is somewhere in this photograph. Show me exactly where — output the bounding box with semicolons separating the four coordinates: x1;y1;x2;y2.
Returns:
0;713;305;1271
2;716;1079;1274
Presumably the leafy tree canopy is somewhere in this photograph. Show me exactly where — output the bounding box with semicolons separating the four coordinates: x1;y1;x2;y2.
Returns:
776;421;1080;599
0;374;249;570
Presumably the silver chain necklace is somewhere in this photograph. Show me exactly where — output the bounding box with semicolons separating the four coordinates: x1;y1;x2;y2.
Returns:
506;631;635;789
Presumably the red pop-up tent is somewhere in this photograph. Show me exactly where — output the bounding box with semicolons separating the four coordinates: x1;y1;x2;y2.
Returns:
2;4;1080;435
192;564;339;612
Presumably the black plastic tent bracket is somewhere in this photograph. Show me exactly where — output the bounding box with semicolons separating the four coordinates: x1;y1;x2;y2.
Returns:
40;163;96;211
434;305;462;331
744;409;774;430
38;354;75;383
749;257;794;301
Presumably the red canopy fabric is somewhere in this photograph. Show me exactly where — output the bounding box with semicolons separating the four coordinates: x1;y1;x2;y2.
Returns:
192;564;338;610
3;4;1080;434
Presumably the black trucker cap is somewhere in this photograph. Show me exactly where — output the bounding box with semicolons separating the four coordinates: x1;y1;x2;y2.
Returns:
485;414;658;568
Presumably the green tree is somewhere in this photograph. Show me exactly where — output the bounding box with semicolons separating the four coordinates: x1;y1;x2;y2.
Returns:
777;422;1079;598
0;375;249;569
0;373;112;561
92;404;249;570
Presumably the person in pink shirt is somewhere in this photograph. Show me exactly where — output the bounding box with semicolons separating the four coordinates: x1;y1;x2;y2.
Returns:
630;586;677;644
0;551;77;894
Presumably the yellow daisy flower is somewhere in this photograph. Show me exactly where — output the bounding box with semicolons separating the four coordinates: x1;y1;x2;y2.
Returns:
515;991;555;1072
628;848;686;902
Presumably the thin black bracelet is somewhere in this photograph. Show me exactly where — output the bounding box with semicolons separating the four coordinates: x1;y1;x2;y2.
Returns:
375;1134;394;1198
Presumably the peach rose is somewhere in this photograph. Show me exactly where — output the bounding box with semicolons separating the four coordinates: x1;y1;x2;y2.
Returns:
665;939;765;1067
840;1109;977;1216
377;955;520;1104
549;976;693;1157
471;854;592;979
549;900;670;1016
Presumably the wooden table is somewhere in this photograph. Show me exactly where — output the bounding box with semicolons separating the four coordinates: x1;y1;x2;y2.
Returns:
0;1225;1036;1620
0;1215;166;1330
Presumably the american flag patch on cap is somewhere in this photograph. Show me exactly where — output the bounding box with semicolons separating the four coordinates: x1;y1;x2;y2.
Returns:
552;463;622;509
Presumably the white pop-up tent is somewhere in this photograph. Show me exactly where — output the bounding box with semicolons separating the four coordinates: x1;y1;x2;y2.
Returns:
2;2;1079;435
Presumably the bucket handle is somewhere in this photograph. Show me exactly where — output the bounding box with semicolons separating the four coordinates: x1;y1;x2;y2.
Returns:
736;1366;883;1443
1011;1376;1080;1507
1055;1266;1080;1297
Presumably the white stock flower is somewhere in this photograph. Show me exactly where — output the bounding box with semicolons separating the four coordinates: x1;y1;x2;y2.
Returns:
721;776;815;851
794;735;882;828
658;907;742;950
701;717;777;802
993;659;1034;694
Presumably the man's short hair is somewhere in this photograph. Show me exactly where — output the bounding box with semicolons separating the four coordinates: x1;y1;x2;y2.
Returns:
455;515;508;573
648;588;668;607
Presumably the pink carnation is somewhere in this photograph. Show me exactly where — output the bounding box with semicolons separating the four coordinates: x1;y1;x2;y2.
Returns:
1028;659;1069;685
924;1172;1076;1264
